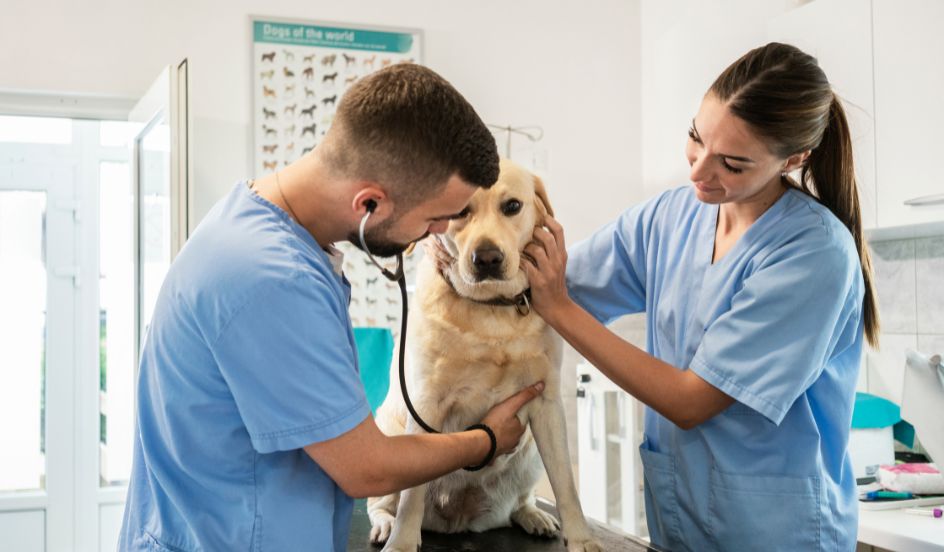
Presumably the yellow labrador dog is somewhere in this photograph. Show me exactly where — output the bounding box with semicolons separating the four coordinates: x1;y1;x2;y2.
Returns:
368;159;602;551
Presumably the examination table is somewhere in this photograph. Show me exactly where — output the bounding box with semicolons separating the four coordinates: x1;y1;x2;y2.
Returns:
347;497;660;551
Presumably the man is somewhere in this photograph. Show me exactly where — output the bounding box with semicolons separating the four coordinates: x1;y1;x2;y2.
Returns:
118;64;544;551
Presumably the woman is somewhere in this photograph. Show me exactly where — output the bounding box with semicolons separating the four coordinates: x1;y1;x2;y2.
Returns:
522;43;878;551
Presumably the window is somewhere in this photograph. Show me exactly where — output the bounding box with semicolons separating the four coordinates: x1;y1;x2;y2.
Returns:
0;191;48;493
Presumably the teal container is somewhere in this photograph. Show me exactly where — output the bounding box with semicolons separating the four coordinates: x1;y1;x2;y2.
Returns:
353;327;394;414
851;392;901;430
851;392;915;447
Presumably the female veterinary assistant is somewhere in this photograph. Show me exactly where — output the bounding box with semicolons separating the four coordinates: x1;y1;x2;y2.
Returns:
522;43;880;551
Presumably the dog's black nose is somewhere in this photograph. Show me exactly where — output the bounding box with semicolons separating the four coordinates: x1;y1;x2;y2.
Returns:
472;245;504;278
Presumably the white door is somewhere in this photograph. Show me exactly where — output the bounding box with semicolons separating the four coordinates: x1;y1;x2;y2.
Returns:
93;60;191;552
0;120;80;551
130;59;190;356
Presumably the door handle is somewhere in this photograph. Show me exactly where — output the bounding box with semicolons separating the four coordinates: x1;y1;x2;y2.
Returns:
904;193;944;206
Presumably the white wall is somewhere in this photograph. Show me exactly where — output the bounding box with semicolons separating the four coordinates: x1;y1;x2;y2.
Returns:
639;0;798;197
0;0;643;243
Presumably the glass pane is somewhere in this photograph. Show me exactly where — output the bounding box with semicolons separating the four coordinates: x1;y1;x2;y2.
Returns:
0;115;71;145
99;161;134;487
0;191;47;493
99;121;142;148
139;116;171;341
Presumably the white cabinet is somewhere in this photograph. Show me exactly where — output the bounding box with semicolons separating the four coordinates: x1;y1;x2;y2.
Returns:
770;0;944;237
873;0;944;229
576;362;646;537
768;0;877;231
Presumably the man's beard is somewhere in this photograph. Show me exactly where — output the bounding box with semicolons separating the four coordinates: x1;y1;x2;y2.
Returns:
348;219;428;258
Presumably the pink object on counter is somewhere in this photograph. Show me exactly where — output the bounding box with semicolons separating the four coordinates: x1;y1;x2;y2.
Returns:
883;463;940;475
878;463;944;494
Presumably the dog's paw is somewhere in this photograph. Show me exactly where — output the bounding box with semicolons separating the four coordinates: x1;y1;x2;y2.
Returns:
511;504;560;537
368;510;395;544
379;542;420;552
564;536;605;552
379;529;421;552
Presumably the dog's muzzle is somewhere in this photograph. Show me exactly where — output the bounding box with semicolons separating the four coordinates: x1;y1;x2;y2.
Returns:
471;244;505;280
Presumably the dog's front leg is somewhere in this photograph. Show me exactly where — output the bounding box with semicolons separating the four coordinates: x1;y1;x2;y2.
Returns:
367;492;399;544
381;404;445;552
530;398;603;552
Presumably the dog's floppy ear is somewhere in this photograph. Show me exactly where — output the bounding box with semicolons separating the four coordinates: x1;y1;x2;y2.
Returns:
533;174;554;224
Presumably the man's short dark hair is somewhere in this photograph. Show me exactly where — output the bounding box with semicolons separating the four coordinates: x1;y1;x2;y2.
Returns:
322;63;499;206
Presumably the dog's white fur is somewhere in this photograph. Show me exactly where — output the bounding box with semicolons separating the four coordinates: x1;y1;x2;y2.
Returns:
367;159;602;551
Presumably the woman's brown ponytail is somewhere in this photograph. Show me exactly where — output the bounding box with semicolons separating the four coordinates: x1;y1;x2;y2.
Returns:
800;95;880;347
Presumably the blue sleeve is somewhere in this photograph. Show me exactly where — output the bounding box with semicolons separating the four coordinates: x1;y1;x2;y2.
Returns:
211;270;370;453
566;193;663;324
690;235;862;425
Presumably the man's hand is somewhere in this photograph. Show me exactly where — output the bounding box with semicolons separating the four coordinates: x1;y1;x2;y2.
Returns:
480;381;545;456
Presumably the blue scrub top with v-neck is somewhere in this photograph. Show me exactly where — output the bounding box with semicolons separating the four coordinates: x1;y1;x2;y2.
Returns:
118;182;371;552
566;185;864;551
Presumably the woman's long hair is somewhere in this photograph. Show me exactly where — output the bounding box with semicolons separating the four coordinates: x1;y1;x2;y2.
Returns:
709;42;879;347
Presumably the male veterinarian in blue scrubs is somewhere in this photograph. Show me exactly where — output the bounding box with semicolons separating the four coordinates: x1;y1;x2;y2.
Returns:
522;43;877;551
118;64;544;551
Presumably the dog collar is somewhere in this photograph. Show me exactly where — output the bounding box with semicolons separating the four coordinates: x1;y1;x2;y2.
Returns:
439;270;532;316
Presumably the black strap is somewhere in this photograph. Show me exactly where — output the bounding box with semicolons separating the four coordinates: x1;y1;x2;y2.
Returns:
463;423;497;472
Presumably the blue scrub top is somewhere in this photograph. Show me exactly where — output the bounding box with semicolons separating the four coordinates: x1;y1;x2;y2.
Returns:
118;182;371;552
567;186;864;551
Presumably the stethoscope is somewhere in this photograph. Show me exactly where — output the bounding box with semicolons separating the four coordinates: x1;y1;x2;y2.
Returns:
358;202;440;435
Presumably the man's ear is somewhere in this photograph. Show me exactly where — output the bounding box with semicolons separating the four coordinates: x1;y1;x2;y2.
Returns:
351;185;388;216
533;174;554;225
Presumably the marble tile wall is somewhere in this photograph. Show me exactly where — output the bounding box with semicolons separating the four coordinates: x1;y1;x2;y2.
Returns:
865;236;944;404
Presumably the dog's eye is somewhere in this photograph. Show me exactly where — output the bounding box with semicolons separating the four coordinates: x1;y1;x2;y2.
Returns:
501;200;522;216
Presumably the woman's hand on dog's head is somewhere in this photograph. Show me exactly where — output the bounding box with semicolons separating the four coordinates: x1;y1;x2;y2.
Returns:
481;381;545;459
522;217;571;324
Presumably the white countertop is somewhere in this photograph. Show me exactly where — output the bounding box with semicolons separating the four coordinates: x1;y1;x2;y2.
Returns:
859;507;944;551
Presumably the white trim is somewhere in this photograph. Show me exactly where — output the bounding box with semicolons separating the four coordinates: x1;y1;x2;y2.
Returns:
75;118;104;552
39;124;80;552
96;487;128;505
0;88;135;121
0;492;48;512
867;220;944;242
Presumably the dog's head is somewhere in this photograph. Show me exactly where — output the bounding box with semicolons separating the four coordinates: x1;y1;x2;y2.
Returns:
436;158;553;302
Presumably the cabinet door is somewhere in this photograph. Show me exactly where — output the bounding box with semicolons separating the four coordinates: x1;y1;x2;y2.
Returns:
874;0;944;227
767;0;877;231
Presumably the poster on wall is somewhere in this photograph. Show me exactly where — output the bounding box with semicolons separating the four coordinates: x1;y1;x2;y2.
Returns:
251;17;424;335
